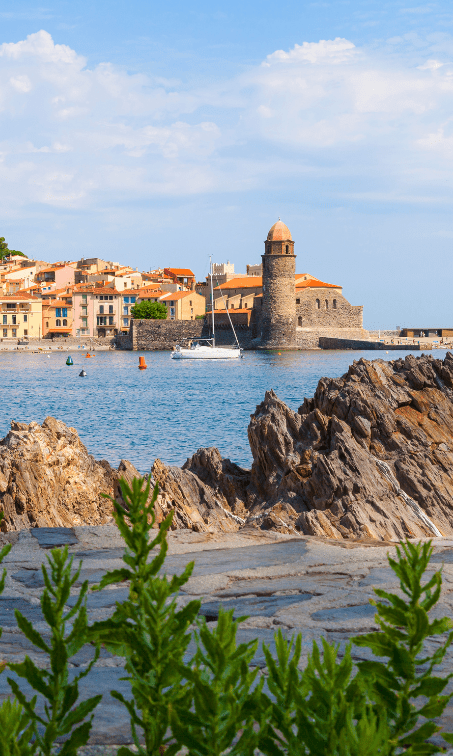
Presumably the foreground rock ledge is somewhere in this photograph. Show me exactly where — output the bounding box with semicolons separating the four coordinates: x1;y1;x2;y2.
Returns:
1;352;453;541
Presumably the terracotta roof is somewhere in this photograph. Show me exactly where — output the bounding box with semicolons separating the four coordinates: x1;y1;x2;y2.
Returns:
215;277;262;290
37;265;71;274
0;293;40;301
74;285;118;295
267;220;292;241
210;308;252;314
42;299;72;308
159;291;192;301
295;279;341;289
165;268;195;277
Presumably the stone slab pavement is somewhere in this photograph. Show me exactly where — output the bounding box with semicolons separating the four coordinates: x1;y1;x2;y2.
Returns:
2;525;453;748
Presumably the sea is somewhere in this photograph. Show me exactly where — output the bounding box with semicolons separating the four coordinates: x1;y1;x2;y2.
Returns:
0;348;449;473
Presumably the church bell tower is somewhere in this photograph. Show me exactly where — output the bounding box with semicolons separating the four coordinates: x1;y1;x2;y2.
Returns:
260;219;296;349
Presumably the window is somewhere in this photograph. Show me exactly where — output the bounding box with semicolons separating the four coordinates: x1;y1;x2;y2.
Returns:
286;244;289;254
190;300;192;306
123;306;129;315
24;329;28;336
130;297;136;303
296;298;300;304
123;318;129;326
56;319;61;326
325;300;328;309
56;308;61;317
82;306;87;315
62;308;67;318
99;305;104;314
124;297;130;303
23;314;27;322
109;316;114;325
169;307;175;318
82;317;88;325
2;329;6;337
12;315;16;325
298;316;302;326
109;305;113;314
333;299;337;309
316;299;320;309
82;295;87;303
2;315;6;325
7;304;16;310
46;322;49;328
109;296;113;300
63;319;67;326
12;329;16;337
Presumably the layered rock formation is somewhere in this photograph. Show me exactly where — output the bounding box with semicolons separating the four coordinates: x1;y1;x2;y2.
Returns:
0;418;117;531
153;353;453;541
2;353;453;541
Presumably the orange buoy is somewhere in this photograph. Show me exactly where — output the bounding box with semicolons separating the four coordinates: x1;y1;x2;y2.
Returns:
278;352;281;355
138;355;147;370
86;353;92;358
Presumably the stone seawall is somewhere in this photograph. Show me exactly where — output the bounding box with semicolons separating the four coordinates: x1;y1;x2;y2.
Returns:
130;319;205;350
296;328;369;350
319;337;432;350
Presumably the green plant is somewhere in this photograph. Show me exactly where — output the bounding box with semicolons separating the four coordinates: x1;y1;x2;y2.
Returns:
131;300;167;320
0;237;26;261
0;699;36;756
258;630;389;756
353;540;453;755
0;513;12;674
8;547;102;756
170;607;261;756
89;476;201;756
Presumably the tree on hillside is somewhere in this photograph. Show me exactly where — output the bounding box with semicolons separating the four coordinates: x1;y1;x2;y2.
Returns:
0;238;27;262
131;300;168;320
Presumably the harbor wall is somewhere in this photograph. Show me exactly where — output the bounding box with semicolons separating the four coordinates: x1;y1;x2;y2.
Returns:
319;337;433;351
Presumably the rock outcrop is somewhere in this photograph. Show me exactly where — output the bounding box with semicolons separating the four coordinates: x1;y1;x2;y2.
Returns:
0;418;118;532
150;352;453;541
3;353;453;541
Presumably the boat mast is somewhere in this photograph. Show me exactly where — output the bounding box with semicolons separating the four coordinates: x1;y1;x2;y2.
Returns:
210;255;215;347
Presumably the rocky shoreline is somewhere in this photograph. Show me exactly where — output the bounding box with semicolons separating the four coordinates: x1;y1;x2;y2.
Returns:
1;352;453;542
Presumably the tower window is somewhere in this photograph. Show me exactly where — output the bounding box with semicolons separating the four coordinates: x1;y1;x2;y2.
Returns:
296;298;300;304
316;299;320;309
298;316;302;326
333;299;337;309
286;245;289;254
325;300;329;309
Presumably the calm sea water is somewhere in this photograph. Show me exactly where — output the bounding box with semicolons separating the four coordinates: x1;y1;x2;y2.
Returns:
0;349;449;472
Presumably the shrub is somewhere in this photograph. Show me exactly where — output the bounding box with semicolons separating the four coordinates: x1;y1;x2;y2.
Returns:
131;301;167;320
89;477;201;756
353;540;453;754
7;547;102;756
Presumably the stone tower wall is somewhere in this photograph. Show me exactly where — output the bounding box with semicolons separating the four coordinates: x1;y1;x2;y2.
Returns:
295;289;363;329
260;253;296;348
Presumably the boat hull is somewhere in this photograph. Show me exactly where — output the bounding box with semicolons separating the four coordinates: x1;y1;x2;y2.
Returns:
172;346;241;360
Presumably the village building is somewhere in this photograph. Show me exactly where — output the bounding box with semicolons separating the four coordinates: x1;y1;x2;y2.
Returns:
164;268;196;289
73;285;122;338
36;264;75;291
158;290;206;320
0;294;42;341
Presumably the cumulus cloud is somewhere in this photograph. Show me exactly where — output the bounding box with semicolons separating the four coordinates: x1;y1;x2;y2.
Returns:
1;29;453;213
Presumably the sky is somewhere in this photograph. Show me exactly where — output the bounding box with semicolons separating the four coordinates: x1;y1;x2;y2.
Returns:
1;1;453;328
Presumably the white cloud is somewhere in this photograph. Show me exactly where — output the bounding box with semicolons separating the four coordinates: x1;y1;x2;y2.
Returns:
1;29;453;213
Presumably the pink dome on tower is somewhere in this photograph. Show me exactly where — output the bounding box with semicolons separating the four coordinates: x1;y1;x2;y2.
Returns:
267;219;292;241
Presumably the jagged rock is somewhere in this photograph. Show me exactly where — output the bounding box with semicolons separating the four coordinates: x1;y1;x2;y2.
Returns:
245;353;453;540
151;450;248;532
0;417;116;531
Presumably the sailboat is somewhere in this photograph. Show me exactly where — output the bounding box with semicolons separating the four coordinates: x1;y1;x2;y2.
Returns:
171;259;243;360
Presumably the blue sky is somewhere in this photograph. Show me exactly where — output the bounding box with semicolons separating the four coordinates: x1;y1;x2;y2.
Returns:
2;1;453;328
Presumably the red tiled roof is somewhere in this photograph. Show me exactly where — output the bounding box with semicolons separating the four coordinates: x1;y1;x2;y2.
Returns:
165;268;195;277
215;276;262;290
159;291;192;301
295;279;341;289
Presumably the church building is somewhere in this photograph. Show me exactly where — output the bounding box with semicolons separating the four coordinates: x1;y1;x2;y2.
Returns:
213;219;367;349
